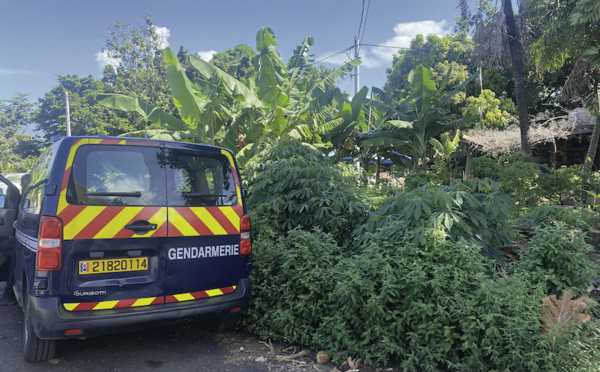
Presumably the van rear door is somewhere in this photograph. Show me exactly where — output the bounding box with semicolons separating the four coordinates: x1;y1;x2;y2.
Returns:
57;139;168;310
164;144;246;304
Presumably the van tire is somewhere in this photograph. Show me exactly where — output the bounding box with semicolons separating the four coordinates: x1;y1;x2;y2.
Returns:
23;294;57;362
202;315;239;332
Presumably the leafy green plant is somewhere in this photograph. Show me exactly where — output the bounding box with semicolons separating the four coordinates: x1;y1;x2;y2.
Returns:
429;130;461;184
457;272;600;371
471;153;551;204
518;222;597;295
244;139;367;243
243;228;344;345
244;220;600;370
402;170;442;191
354;178;513;260
470;155;503;180
519;204;600;231
315;227;491;368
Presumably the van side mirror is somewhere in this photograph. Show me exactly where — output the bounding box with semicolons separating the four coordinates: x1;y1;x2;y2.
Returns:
44;184;57;196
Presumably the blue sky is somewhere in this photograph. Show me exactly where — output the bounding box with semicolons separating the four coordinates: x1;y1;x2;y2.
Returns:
0;0;460;102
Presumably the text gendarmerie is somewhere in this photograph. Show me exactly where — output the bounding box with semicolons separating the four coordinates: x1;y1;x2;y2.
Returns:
168;245;240;260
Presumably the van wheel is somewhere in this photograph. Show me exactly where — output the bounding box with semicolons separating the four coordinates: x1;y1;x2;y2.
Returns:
23;294;56;362
202;315;239;332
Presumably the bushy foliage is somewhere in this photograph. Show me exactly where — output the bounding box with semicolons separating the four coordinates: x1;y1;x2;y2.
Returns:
471;156;552;205
243;140;367;243
243;228;342;345
317;228;490;368
471;158;600;206
403;170;442;191
518;222;597;295
520;204;600;230
462;89;517;129
242;140;599;370
457;272;600;371
354;178;513;260
244;224;600;370
552;167;600;205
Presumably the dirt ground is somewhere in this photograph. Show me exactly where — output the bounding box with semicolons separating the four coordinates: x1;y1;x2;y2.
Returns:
214;329;402;372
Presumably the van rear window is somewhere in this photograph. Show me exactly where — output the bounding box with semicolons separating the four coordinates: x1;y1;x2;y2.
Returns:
166;150;238;207
67;146;167;206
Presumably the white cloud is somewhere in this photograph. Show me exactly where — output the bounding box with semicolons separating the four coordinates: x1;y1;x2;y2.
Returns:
370;20;452;68
0;67;34;75
95;50;121;72
197;50;217;62
153;26;170;49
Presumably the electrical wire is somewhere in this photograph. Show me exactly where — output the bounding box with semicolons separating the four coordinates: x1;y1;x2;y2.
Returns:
364;53;386;85
312;45;355;65
357;0;366;41
360;0;371;44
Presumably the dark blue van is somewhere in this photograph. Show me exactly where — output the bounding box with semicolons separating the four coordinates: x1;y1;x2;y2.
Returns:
0;136;252;362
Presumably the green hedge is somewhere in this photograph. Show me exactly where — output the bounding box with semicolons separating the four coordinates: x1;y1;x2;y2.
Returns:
244;225;600;370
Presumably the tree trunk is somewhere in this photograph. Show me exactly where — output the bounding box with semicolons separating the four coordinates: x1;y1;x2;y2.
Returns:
503;0;532;159
582;85;600;172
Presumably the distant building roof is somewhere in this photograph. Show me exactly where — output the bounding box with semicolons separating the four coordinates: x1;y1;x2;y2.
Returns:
463;108;595;157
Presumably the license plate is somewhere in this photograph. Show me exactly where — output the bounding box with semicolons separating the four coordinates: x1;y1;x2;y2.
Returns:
79;257;148;275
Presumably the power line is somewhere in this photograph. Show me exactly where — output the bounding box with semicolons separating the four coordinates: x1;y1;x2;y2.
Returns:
360;0;371;44
357;0;366;41
312;45;355;65
364;53;386;85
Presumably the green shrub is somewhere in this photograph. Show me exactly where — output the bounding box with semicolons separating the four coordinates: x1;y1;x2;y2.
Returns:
518;222;597;295
243;140;367;243
354;178;513;260
244;223;600;370
457;273;600;371
403;170;442;191
471;159;600;206
519;204;600;230
470;156;503;180
243;228;343;345
316;227;491;369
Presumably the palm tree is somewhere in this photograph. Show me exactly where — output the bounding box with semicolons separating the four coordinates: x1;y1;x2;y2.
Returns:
457;0;532;158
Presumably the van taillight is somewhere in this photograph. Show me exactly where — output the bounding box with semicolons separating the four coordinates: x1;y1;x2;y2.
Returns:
37;216;63;271
240;215;251;257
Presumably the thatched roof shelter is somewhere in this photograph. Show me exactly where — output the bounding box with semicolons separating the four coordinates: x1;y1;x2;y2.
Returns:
463;108;596;157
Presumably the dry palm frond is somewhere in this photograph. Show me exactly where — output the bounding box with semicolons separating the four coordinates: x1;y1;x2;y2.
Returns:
464;116;570;157
259;340;310;363
559;58;595;104
473;9;510;68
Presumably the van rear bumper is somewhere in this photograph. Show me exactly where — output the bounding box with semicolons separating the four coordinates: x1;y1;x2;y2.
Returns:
29;278;251;340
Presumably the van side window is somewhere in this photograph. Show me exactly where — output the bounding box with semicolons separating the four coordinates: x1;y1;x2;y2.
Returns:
66;145;167;206
166;150;238;207
23;184;44;214
21;146;55;214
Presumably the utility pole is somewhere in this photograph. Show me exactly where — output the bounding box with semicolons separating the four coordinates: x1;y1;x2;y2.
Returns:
354;35;360;95
65;92;71;136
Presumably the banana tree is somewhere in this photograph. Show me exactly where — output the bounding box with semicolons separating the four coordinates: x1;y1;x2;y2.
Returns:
361;65;477;170
430;130;461;184
99;27;359;163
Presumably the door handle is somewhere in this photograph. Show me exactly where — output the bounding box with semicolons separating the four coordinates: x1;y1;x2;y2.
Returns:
124;220;157;235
